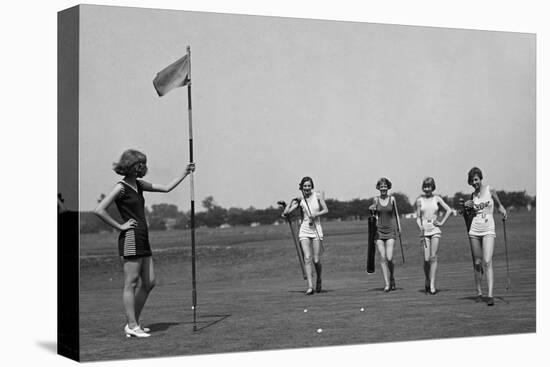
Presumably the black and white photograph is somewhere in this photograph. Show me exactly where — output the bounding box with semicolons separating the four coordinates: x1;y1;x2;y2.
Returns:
56;3;539;362
3;1;548;367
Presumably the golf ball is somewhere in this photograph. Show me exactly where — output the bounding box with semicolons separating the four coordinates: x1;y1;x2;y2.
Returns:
304;309;308;313
316;328;323;333
360;308;365;312
191;306;195;310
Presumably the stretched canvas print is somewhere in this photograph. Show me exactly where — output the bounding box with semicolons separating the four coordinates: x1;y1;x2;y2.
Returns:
58;4;536;362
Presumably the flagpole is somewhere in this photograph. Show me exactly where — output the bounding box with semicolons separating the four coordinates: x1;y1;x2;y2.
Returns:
186;45;197;332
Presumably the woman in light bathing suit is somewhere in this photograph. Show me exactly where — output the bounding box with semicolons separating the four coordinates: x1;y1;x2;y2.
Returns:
283;177;328;295
464;167;507;306
415;177;452;295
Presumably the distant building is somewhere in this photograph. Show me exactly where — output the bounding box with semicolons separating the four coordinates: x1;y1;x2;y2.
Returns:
219;223;231;229
250;222;260;227
164;218;177;230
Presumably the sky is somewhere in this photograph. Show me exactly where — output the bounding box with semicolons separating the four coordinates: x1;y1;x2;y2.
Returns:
65;5;535;211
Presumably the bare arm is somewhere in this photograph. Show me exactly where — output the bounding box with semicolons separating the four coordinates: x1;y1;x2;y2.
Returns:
310;191;329;219
435;196;452;226
140;163;195;193
369;197;378;212
415;197;423;230
94;184;136;231
282;198;300;217
491;188;508;219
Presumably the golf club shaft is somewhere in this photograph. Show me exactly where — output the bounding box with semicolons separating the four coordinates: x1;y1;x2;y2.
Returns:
287;218;307;279
300;190;324;249
392;200;405;263
278;201;307;280
398;232;405;263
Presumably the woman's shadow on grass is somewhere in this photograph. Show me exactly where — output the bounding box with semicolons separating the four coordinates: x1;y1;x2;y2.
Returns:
147;322;181;332
458;295;510;304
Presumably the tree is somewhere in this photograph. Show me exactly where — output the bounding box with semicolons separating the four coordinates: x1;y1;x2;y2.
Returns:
173;212;189;229
204;206;228;227
495;190;530;209
202;196;216;211
147;203;181;231
227;207;249;226
324;198;346;220
348;198;370;220
199;196;228;227
150;203;180;218
392;192;414;214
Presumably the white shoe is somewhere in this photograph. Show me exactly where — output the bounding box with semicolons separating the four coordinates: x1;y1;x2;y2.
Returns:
125;323;150;333
125;324;151;338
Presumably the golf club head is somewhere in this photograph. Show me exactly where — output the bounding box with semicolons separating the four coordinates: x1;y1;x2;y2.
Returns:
277;200;287;208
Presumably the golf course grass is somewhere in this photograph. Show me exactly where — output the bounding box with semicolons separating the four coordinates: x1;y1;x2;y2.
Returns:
78;212;535;361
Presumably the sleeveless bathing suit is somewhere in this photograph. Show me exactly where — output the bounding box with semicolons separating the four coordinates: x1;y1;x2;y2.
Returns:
418;196;442;238
375;197;397;241
298;191;324;240
468;185;496;238
115;180;152;258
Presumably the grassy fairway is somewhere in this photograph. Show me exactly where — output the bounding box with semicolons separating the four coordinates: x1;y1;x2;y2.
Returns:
78;212;535;361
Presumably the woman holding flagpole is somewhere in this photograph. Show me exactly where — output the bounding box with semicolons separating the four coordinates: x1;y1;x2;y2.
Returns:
95;149;195;337
283;177;329;295
415;177;452;295
464;167;507;306
369;177;401;292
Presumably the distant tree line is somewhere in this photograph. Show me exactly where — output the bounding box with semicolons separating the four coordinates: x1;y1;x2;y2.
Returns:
78;191;535;233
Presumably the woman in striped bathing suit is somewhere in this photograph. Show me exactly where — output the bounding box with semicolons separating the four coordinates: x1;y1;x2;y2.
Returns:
95;149;195;337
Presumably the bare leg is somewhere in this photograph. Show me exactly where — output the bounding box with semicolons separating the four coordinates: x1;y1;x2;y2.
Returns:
312;239;323;292
300;239;314;291
376;240;389;290
135;256;156;322
469;236;484;298
482;236;496;299
429;237;440;293
123;259;141;328
423;237;431;292
386;239;396;289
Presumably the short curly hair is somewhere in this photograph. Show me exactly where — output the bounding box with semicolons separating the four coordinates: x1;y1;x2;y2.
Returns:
467;167;483;185
376;177;392;190
113;149;148;177
422;177;436;191
299;176;314;190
